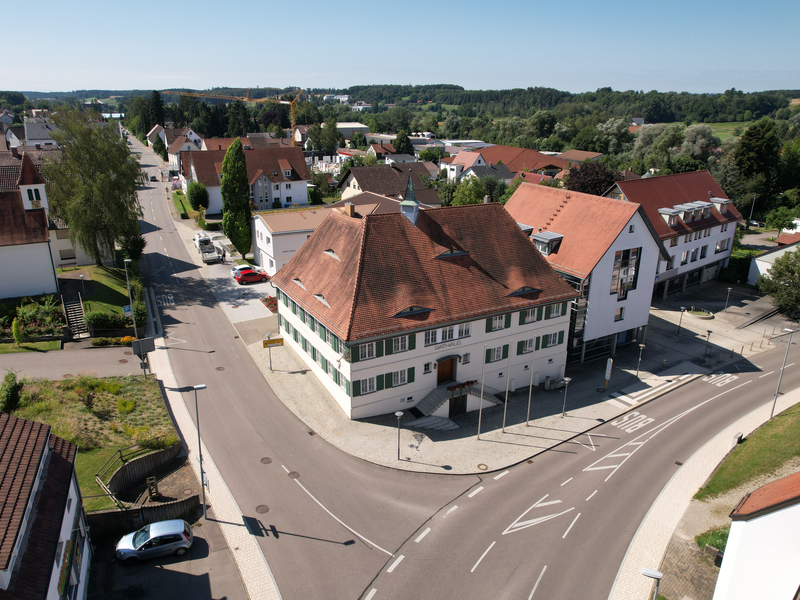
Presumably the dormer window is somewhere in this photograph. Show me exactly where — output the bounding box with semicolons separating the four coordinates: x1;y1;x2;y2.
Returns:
314;294;331;308
509;286;539;297
272;170;278;176
683;211;692;222
668;215;677;226
323;249;340;260
436;248;468;259
292;278;306;290
394;306;432;317
283;169;291;177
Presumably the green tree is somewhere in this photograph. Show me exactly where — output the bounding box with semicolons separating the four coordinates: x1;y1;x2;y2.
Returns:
757;249;800;320
220;139;252;256
42;109;142;266
451;178;487;205
499;176;524;204
735;117;781;187
187;181;210;210
394;131;414;155
149;90;165;129
11;318;22;348
350;131;367;150
564;161;620;196
120;232;147;261
152;135;167;161
765;206;797;234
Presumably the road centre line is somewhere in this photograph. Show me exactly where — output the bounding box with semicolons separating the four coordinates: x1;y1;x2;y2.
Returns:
528;565;547;599
562;513;580;539
494;470;509;480
468;486;484;498
471;541;496;573
415;528;430;543
387;555;404;573
281;465;393;556
586;490;597;501
759;371;774;378
365;589;377;600
560;477;572;486
444;505;458;517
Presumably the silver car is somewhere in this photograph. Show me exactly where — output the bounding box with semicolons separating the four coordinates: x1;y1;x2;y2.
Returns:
116;519;193;562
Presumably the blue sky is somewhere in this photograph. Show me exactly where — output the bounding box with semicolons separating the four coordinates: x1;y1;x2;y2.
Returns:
8;0;799;95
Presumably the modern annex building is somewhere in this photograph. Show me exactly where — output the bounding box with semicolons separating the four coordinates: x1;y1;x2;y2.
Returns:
271;195;578;420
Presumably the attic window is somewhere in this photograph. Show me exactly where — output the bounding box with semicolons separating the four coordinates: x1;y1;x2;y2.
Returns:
292;278;306;290
272;170;278;176
284;169;291;177
394;306;433;317
324;249;340;260
436;249;468;258
314;294;331;308
509;286;540;297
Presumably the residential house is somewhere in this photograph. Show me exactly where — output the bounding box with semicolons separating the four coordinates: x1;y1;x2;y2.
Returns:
366;143;396;161
746;241;800;286
557;149;604;167
477;145;570;177
0;110;13;125
505;184;668;362
439;151;487;183
605;171;740;298
184;146;310;214
146;124;164;147
462;163;513;185
167;135;202;172
201;137;252;152
512;172;552;186
365;133;397;146
246;132;294;149
271;200;579;419
253;207;332;276
384;154;416;165
351;101;371;112
0;413;91;600
22;117;58;148
294;125;310;147
712;470;800;600
775;231;800;247
3;125;24;149
337;163;440;205
147;125;202;150
327;191;437;215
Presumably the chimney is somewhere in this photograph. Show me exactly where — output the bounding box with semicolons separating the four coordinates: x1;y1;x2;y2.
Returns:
11;146;18;158
483;195;491;204
345;202;355;218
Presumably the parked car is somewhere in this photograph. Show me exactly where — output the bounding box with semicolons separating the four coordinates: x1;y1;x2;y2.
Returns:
150;175;158;182
116;519;193;562
231;264;254;278
235;269;269;285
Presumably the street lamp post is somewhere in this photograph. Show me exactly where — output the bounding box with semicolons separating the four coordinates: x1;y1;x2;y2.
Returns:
677;307;686;335
642;568;663;600
636;344;646;379
705;330;712;365
193;384;207;520
123;259;139;340
724;287;733;312
772;329;795;418
394;411;403;460
748;194;757;227
561;377;572;417
79;274;85;295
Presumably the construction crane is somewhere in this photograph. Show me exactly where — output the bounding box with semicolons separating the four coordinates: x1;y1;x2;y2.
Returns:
162;89;304;146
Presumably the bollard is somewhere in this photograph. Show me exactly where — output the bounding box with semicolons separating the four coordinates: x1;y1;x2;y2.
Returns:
730;348;734;357
750;342;754;351
741;346;744;356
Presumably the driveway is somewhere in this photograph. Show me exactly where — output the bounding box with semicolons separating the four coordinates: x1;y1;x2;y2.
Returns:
205;260;275;324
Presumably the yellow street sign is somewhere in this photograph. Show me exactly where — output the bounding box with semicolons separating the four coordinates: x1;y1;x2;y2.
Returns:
263;338;284;348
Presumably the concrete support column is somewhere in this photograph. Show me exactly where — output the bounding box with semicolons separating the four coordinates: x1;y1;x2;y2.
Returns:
610;333;618;357
681;273;688;293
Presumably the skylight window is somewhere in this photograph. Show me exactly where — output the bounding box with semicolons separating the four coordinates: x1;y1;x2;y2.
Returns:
314;294;331;308
394;306;433;317
292;278;306;290
435;249;468;259
324;249;340;260
509;286;540;297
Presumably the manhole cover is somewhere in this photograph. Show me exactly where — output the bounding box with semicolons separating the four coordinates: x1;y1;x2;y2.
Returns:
124;351;133;355
477;464;488;471
63;374;74;379
119;359;128;363
288;471;300;479
261;457;272;464
256;505;269;514
216;367;225;371
183;489;193;496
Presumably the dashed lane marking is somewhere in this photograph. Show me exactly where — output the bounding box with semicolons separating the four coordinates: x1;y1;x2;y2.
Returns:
468;486;484;498
494;470;509;480
387;555;404;573
562;513;580;539
529;565;547;599
560;478;572;486
415;528;430;543
586;490;597;501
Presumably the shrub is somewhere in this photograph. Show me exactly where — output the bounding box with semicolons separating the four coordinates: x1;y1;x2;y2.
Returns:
133;300;147;326
264;296;278;312
99;381;123;394
187;181;209;210
84;311;128;330
119;336;135;346
203;221;219;231
121;233;147;261
11;317;22;347
272;201;282;209
117;398;135;414
0;371;23;412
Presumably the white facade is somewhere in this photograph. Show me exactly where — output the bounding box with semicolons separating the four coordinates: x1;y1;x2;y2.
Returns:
654;219;735;290
277;291;571;419
746;243;800;286
253;216;316;276
46;475;91;600
0;242;58;300
249;172;309;212
713;506;800;600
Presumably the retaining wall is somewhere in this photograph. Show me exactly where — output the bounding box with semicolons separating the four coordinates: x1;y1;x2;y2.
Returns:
86;495;199;538
106;442;182;496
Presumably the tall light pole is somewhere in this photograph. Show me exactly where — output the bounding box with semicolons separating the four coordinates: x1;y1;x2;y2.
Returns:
561;377;572;417
194;384;207;520
394;411;403;460
477;345;486;440
642;568;662;600
79;274;85;295
123;259;139;339
705;330;712;365
724;287;733;312
636;344;646;379
772;329;794;418
677;307;686;335
526;342;536;426
502;339;513;433
748;194;757;227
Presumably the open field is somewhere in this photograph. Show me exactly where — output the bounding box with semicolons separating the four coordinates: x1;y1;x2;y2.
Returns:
706;121;753;141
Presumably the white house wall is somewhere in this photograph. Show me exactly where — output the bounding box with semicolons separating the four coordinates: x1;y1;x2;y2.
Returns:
46;475;90;600
0;243;58;300
713;506;800;600
655;222;735;284
583;211;659;341
253;219;315;277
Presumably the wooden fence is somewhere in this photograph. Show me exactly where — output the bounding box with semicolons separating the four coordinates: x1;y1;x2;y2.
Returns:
86;495;199;538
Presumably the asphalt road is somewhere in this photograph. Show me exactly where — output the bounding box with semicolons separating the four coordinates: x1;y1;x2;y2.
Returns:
133;140;798;599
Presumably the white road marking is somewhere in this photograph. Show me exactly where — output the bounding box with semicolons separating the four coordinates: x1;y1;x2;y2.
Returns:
444;505;458;517
387;555;404;573
572;432;607;451
470;541;495;573
468;486;484;498
365;589;377;600
160;235;163;242
415;528;430;543
494;470;509;480
759;371;774;378
503;495;575;535
560;477;572;486
562;513;580;538
606;398;629;409
586;490;597;501
529;565;547;599
786;363;795;368
281;465;393;556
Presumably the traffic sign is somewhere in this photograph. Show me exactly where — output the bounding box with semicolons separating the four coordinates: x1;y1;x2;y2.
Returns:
263;338;284;349
123;304;132;317
604;358;613;380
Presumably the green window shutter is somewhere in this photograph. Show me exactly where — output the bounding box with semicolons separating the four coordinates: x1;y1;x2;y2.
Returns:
542;336;549;349
562;301;569;316
293;330;299;343
277;314;282;327
408;367;415;383
485;348;492;364
353;379;361;397
345;379;350;395
385;340;393;356
311;347;316;361
291;301;297;314
535;336;540;351
545;305;552;320
409;334;416;351
502;344;509;360
519;311;526;326
505;313;512;329
558;330;564;345
376;374;385;391
321;356;327;371
318;324;325;339
517;340;524;355
375;342;384;358
333;370;340;384
282;292;288;306
299;308;305;322
385;372;393;389
351;346;359;363
485;317;493;333
331;336;339;352
537;307;544;321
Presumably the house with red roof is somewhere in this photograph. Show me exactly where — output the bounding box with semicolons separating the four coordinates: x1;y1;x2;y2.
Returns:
337;163;441;205
271;195;578;420
505;184;668;362
0;413;91;600
477;145;570;177
712;470;800;600
440;151;488;183
605;171;741;298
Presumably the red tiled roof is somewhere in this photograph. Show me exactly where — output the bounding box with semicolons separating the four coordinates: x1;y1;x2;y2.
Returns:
558;149;603;163
613;170;742;241
337;163;434;198
512;172;552;185
0;192;49;246
505;184;643;278
18;153;46;186
272;203;579;342
450;151;483;167
203;137;250;152
477;145;570;174
776;232;800;246
731;470;800;521
369;143;395;155
189;147;309;188
327;191;436;215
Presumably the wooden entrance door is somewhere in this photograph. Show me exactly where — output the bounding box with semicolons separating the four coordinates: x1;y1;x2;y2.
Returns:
438;358;454;385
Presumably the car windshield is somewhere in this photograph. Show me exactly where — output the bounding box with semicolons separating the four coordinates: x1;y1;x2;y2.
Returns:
133;525;151;548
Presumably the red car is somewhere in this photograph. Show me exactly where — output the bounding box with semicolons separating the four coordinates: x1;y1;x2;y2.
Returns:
234;269;269;285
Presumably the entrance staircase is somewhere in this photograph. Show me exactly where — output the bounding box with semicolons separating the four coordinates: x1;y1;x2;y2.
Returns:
406;381;504;431
63;294;88;338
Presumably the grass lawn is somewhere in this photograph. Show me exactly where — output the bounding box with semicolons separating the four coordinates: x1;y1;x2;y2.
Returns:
0;340;60;354
172;191;195;219
79;265;131;317
696;525;730;552
706;121;753;141
9;373;178;512
694;401;800;500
